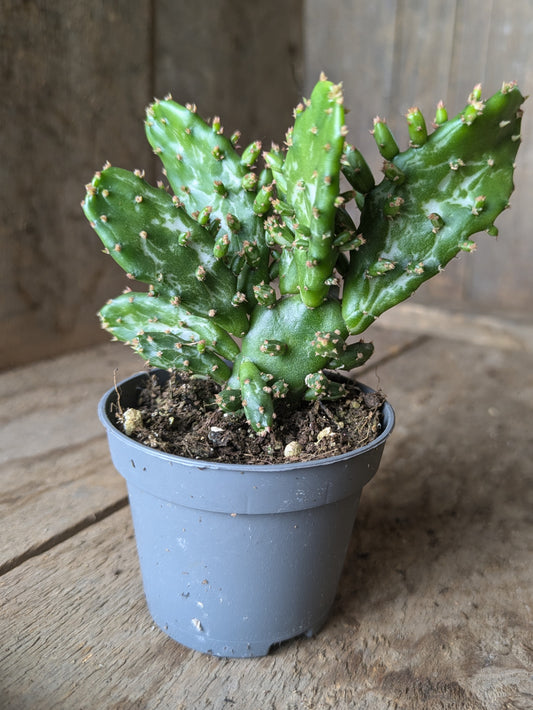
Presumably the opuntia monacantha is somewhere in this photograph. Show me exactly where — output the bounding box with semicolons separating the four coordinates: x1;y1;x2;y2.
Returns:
82;74;524;435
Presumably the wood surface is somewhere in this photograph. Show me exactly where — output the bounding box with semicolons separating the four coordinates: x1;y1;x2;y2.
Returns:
1;330;532;709
1;0;303;369
0;344;140;574
305;0;533;316
1;0;154;370
3;1;533;371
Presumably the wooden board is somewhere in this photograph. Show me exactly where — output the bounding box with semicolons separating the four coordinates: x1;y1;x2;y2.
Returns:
0;344;140;573
154;0;303;147
303;0;533;317
1;0;304;370
1;0;154;370
1;337;531;708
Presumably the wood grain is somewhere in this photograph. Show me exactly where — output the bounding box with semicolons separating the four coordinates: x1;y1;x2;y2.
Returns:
0;0;303;369
154;0;303;147
303;0;533;317
1;0;154;370
0;344;140;573
1;337;531;708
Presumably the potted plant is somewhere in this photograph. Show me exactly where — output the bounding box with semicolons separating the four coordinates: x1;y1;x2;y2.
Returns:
82;75;523;657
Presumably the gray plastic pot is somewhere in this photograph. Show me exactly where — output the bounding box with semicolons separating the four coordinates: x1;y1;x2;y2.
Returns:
99;369;394;657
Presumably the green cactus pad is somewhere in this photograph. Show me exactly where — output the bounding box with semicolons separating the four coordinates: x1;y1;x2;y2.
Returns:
343;84;524;333
239;359;275;434
145;99;270;294
99;292;239;381
232;295;362;398
267;77;346;307
83;166;249;337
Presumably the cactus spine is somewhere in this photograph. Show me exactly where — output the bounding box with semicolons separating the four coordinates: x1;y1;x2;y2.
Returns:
82;76;524;434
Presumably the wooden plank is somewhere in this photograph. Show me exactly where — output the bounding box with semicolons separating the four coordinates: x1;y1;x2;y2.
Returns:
304;0;398;176
154;0;303;147
386;0;457;139
382;1;469;313
303;0;533;319
372;302;533;352
466;2;533;312
0;0;153;370
1;337;531;708
0;343;141;573
418;0;533;313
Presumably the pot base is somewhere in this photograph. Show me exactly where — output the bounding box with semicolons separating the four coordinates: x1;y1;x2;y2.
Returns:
152;607;331;658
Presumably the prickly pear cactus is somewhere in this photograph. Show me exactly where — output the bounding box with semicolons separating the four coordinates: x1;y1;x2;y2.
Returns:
82;75;524;434
342;82;524;333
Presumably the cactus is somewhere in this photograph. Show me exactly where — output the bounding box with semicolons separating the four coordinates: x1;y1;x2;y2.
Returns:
82;75;524;435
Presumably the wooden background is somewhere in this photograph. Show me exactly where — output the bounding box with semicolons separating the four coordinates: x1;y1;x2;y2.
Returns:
2;0;532;370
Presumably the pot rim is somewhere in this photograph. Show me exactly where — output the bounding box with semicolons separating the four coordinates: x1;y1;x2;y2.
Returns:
99;369;395;473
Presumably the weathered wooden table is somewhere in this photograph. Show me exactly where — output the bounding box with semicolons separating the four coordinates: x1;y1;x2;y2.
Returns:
1;316;532;709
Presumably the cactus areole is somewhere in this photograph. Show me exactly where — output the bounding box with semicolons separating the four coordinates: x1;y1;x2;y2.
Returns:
83;75;524;438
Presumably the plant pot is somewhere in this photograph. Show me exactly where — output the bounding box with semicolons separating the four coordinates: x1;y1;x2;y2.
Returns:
98;369;394;657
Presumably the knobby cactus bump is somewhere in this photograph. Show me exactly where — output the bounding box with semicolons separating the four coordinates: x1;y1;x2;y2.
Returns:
82;75;524;434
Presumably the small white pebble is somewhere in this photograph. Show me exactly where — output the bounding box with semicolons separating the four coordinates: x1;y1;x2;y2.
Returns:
122;408;143;435
284;441;302;458
317;427;333;442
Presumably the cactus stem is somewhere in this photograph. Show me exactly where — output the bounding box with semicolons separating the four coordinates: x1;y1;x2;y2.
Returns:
407;261;425;275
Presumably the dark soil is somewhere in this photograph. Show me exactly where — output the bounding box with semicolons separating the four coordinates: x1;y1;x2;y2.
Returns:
115;372;386;465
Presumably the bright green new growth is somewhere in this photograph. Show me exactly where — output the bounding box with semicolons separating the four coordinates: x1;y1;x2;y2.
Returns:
82;76;524;434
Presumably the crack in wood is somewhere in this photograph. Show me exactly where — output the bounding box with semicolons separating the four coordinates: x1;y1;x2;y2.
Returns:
0;496;129;577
